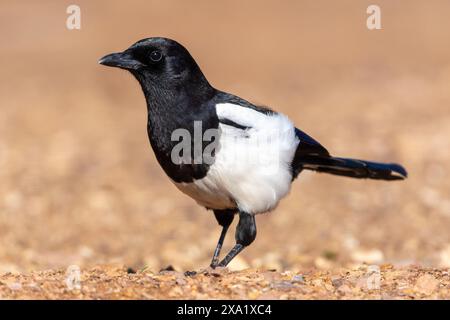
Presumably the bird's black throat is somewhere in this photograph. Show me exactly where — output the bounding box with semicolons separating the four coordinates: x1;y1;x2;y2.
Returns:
132;70;219;183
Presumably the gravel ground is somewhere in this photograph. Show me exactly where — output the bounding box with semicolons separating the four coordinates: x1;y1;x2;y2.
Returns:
1;265;449;299
1;1;449;300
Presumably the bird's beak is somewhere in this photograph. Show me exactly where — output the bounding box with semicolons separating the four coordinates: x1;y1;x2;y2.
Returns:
98;51;143;70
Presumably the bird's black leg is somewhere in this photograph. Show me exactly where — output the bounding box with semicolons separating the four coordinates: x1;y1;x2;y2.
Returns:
218;211;257;267
210;209;235;268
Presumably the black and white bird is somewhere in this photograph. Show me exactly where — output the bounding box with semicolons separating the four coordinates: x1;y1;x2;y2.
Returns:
99;37;407;268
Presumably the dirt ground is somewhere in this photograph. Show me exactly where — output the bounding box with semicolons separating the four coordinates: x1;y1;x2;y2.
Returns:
0;1;449;299
1;265;450;299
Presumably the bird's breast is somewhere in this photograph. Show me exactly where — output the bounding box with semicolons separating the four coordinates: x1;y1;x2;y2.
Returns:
171;103;300;214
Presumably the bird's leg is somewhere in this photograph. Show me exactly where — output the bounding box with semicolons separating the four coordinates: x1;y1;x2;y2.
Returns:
218;211;257;267
210;226;230;268
210;210;235;268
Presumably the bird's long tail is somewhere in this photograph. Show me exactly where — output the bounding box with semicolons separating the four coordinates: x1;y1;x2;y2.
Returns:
297;155;407;180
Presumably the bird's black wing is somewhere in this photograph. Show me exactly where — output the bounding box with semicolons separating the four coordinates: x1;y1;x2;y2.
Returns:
294;128;330;158
291;128;330;178
213;91;275;116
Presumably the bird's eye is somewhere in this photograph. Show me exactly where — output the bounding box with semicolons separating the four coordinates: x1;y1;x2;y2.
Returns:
149;50;162;62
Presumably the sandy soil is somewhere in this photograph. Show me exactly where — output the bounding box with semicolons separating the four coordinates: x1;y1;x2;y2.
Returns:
1;265;450;299
0;1;449;299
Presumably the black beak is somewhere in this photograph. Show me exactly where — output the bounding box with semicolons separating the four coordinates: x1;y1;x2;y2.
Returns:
98;51;143;70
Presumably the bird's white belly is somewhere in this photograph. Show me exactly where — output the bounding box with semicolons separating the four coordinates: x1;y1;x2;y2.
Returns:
174;178;236;210
174;105;299;214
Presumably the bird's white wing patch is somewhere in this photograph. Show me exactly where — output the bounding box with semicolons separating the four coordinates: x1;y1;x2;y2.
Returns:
198;103;299;213
174;103;300;214
216;103;272;129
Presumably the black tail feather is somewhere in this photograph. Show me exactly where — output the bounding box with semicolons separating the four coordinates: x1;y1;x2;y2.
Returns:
298;155;407;181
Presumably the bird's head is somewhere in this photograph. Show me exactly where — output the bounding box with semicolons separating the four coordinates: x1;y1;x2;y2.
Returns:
99;37;212;95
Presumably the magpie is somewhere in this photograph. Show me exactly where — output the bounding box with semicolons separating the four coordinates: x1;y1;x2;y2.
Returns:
99;37;407;268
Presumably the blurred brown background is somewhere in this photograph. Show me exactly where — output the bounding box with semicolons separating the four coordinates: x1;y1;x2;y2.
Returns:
0;0;449;273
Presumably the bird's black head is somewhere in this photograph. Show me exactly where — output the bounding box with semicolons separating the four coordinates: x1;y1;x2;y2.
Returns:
99;37;213;97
